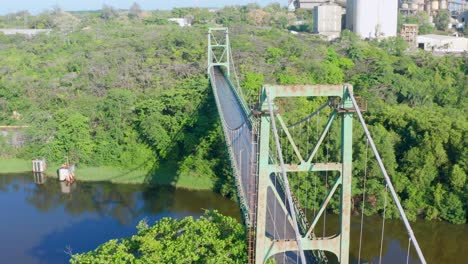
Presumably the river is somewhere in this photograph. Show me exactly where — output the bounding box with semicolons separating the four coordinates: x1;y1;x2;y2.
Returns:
0;173;240;264
0;172;466;263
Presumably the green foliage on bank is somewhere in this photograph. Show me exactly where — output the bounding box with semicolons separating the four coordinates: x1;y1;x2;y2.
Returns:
0;5;466;224
234;28;467;224
0;11;236;194
70;211;246;263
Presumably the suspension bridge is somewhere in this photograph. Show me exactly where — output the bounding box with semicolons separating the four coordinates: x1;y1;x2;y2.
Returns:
207;28;427;264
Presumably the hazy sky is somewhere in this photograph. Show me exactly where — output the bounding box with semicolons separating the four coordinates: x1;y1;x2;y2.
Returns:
1;0;284;15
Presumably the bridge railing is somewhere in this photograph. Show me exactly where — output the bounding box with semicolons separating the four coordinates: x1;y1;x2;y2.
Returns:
223;66;258;129
208;67;252;226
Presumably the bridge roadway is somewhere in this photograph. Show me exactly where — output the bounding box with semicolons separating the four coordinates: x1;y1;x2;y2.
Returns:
211;67;307;263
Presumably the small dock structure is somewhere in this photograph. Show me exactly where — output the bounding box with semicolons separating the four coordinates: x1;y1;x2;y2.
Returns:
32;159;46;173
58;164;75;182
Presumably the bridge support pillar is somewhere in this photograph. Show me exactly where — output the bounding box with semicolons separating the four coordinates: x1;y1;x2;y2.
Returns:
255;111;272;264
255;85;354;264
339;88;353;264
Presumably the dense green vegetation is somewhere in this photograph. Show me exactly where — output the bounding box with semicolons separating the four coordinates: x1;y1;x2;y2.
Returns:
70;211;246;263
0;4;466;226
0;8;235;191
241;29;466;224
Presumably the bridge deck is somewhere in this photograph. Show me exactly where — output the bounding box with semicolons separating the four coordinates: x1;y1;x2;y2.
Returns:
210;67;306;263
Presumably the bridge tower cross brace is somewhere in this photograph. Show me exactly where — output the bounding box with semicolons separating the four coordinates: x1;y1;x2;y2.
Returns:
207;27;230;76
255;84;354;264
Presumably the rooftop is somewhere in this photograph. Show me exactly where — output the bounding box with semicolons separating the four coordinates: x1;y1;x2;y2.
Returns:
418;34;466;40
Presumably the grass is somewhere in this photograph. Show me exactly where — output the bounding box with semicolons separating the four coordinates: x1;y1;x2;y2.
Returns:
0;158;31;173
0;158;214;190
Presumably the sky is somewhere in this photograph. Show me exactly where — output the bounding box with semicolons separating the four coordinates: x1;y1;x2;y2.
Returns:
0;0;284;15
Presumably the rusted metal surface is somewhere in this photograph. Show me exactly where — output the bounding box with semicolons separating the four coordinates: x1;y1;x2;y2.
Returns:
306;111;337;164
208;28;230;76
306;175;342;239
276;114;305;163
255;84;354;263
265;84;352;99
266;236;341;260
339;87;353;264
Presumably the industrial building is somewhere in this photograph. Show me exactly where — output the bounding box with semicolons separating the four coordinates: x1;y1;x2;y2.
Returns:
401;24;419;47
417;34;468;51
313;4;344;39
346;0;398;39
399;0;467;16
0;29;51;36
287;0;345;39
459;10;468;22
290;0;399;39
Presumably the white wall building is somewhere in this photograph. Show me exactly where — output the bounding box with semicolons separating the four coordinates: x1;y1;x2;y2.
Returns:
0;29;51;36
417;34;468;52
346;0;398;39
314;5;344;40
168;18;191;27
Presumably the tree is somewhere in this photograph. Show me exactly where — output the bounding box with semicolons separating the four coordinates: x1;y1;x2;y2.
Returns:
70;211;247;263
434;10;450;31
50;11;80;34
101;4;119;20
450;164;466;191
128;2;142;20
242;72;264;98
248;9;270;26
401;11;434;34
48;111;94;164
439;193;466;224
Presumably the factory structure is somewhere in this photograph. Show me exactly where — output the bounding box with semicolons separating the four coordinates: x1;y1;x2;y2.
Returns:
288;0;467;52
289;0;399;39
399;0;467;16
346;0;398;39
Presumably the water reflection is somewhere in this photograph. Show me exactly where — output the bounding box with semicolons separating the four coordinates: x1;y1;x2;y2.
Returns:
33;172;46;185
308;212;468;264
1;172;466;264
0;173;240;264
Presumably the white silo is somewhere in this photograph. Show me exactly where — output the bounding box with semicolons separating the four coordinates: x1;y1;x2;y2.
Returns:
425;1;432;12
402;2;409;9
439;0;447;10
346;0;398;39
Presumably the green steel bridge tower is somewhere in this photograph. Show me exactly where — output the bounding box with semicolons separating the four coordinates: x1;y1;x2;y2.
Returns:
207;27;426;264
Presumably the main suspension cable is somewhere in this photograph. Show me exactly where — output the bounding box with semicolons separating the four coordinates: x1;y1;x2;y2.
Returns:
349;92;426;264
287;101;330;128
266;94;307;264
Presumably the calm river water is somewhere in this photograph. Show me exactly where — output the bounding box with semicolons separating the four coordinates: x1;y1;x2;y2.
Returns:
0;173;240;264
0;172;466;263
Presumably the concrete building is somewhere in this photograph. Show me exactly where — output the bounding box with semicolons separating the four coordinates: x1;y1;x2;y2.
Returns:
417;34;468;52
313;4;344;39
346;0;398;39
0;29;51;36
167;18;191;27
458;10;468;23
290;0;333;10
448;0;467;15
401;24;419;47
289;0;347;10
399;0;425;15
399;0;467;16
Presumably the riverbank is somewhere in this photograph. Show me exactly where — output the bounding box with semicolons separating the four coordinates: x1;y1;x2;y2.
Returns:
0;158;213;190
